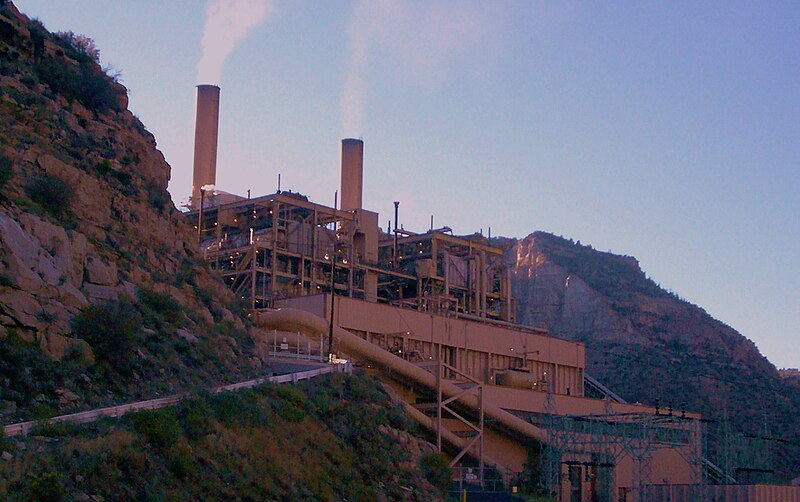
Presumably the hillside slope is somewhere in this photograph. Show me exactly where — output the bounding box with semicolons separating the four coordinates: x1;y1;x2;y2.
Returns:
0;373;444;501
508;231;800;480
0;2;268;423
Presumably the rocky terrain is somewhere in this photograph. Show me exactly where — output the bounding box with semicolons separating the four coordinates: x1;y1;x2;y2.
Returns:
508;231;800;480
0;1;269;423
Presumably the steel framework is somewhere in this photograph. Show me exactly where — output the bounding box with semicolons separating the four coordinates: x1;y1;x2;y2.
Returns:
541;392;707;502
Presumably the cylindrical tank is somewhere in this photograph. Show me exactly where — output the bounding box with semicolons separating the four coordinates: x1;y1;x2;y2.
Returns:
340;138;364;211
192;84;221;209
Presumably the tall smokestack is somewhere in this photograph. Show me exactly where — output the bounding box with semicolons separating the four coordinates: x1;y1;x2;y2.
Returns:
192;84;221;209
340;138;364;211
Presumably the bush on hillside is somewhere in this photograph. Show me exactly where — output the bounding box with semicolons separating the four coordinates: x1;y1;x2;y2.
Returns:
28;471;66;502
33;32;124;114
53;31;100;63
130;408;182;450
419;452;451;491
25;172;74;218
137;288;182;326
0;155;11;190
71;297;141;375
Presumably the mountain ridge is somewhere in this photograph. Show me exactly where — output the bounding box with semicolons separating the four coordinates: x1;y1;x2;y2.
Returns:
507;230;799;480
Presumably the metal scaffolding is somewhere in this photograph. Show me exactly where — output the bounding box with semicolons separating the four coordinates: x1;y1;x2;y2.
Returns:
416;358;485;481
187;190;516;321
541;392;707;502
717;411;776;485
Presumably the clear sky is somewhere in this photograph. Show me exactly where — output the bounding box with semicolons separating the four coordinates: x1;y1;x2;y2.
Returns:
16;1;799;368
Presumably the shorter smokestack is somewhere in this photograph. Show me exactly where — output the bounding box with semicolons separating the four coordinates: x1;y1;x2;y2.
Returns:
340;138;364;211
192;84;221;209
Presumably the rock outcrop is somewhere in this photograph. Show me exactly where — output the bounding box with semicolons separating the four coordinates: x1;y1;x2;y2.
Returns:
0;2;263;421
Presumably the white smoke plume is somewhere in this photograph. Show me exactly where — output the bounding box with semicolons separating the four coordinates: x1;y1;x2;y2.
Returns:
197;0;272;84
341;1;376;136
340;0;496;137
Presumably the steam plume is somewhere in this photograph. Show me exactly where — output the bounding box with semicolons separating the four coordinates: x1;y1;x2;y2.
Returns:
341;2;372;136
340;0;492;137
197;0;272;84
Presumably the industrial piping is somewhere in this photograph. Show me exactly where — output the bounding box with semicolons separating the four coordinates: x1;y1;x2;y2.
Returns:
256;307;546;444
392;388;507;473
192;84;221;209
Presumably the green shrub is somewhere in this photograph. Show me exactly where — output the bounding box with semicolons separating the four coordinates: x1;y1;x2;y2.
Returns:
31;402;57;420
71;297;141;374
175;259;196;286
0;335;68;414
177;397;213;440
111;169;132;186
0;155;12;190
0;16;16;44
138;288;182;326
30;420;76;438
28;471;66;502
209;390;267;427
147;184;171;213
130;408;182;449
167;441;195;479
419;452;451;491
193;286;214;309
34;48;124;113
94;158;111;176
35;310;56;323
269;384;308;422
53;31;100;63
514;447;548;497
25;172;74;218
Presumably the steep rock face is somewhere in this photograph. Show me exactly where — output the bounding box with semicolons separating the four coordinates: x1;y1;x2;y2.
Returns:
508;231;800;479
0;2;264;421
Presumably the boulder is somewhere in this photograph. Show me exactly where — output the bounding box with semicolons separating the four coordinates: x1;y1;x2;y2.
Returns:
0;289;41;327
84;254;117;285
82;283;117;303
176;328;198;343
0;212;39;270
2;250;44;291
42;332;94;362
55;388;81;405
58;282;89;309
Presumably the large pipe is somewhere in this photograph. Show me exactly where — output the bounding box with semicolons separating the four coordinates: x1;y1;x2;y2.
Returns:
192;84;221;209
340;138;364;211
256;307;546;444
394;390;508;475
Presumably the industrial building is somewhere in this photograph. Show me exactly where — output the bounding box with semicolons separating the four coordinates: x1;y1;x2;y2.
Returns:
183;85;798;502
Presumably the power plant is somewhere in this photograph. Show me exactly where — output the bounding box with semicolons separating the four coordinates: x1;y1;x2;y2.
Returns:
184;86;797;502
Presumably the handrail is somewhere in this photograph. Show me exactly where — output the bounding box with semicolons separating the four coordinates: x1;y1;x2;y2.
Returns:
2;364;350;438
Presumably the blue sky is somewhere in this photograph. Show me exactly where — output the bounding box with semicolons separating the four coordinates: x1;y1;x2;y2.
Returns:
16;1;800;368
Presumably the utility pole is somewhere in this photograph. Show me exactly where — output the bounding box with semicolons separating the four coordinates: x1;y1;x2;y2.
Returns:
328;247;335;360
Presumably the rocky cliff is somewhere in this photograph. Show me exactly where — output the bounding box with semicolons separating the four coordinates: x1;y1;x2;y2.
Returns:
508;231;800;480
0;2;265;423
